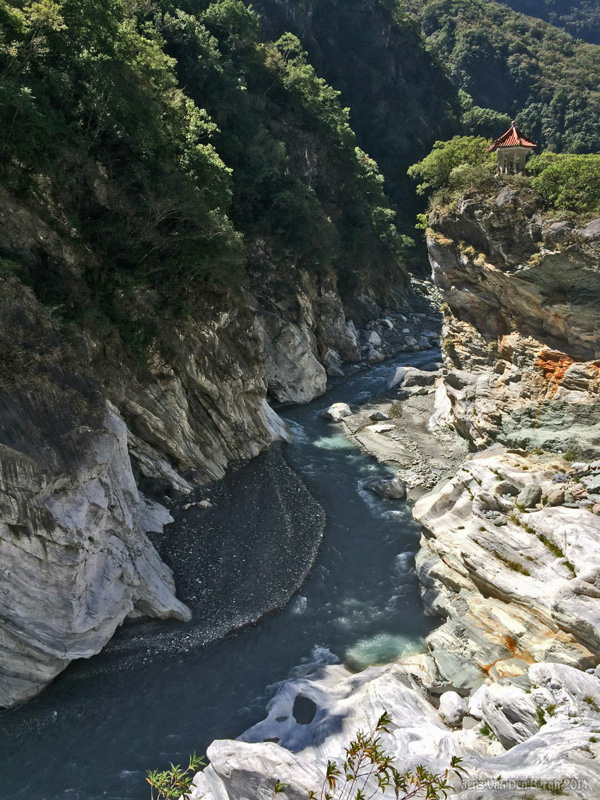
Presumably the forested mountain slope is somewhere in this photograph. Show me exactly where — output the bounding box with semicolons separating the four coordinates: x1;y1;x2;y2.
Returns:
0;0;412;341
498;0;600;44
405;0;600;153
248;0;461;211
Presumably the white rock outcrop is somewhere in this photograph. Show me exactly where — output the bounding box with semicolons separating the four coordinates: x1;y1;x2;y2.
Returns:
414;445;600;690
257;313;327;405
0;403;190;708
322;402;352;422
191;661;600;800
438;690;467;727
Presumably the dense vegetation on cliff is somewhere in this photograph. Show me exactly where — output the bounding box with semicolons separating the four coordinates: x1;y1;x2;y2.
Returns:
249;0;462;210
409;134;600;219
2;0;600;359
498;0;600;45
405;0;600;154
0;0;411;357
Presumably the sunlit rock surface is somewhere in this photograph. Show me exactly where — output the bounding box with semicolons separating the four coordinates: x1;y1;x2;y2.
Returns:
191;661;600;799
0;397;190;708
427;191;600;457
414;446;600;690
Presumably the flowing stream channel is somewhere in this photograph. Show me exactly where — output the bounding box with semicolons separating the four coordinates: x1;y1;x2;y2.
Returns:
0;351;439;800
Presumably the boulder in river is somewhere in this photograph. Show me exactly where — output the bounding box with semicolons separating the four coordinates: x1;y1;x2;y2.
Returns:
322;402;352;423
365;476;407;500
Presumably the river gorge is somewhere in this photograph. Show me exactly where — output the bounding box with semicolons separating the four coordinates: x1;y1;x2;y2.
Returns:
0;351;441;800
2;1;600;796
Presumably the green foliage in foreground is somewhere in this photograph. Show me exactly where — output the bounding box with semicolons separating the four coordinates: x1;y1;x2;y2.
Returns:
146;713;466;800
283;711;465;800
147;753;206;800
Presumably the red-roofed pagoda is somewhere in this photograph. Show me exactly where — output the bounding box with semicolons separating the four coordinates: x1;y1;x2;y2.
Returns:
488;121;537;174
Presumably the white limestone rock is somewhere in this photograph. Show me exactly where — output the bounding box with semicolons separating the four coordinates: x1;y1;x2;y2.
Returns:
368;348;385;364
322;347;345;378
322;403;352;423
413;446;600;690
139;494;173;535
192;662;600;800
369;410;391;421
438;690;468;727
426;195;600;457
257;314;327;405
190;740;321;800
260;399;292;443
468;684;489;720
388;366;438;391
0;404;191;708
367;423;395;433
480;683;540;748
365;476;407;500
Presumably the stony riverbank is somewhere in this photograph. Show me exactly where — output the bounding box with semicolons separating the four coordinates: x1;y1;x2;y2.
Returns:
335;359;468;500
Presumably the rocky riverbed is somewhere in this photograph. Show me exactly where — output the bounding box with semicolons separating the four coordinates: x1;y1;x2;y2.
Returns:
186;191;600;800
335;361;468;500
189;394;600;800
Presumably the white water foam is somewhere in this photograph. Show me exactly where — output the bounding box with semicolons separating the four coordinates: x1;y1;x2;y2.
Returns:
312;434;356;451
345;633;422;672
287;645;341;681
285;420;311;444
290;595;308;615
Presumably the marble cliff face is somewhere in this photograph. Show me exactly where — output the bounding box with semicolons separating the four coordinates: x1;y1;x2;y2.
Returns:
428;187;600;455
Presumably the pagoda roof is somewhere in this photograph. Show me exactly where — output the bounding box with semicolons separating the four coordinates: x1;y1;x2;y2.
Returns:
488;122;538;151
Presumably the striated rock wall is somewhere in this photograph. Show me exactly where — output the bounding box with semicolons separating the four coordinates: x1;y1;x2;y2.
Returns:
414;446;600;692
0;283;194;706
251;270;361;404
427;188;600;456
104;306;276;492
413;185;600;696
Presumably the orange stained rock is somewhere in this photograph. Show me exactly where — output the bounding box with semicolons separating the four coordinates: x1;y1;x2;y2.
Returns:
534;350;575;400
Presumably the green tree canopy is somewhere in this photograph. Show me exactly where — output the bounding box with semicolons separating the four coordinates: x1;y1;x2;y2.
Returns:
407;135;494;194
405;0;600;154
531;153;600;214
